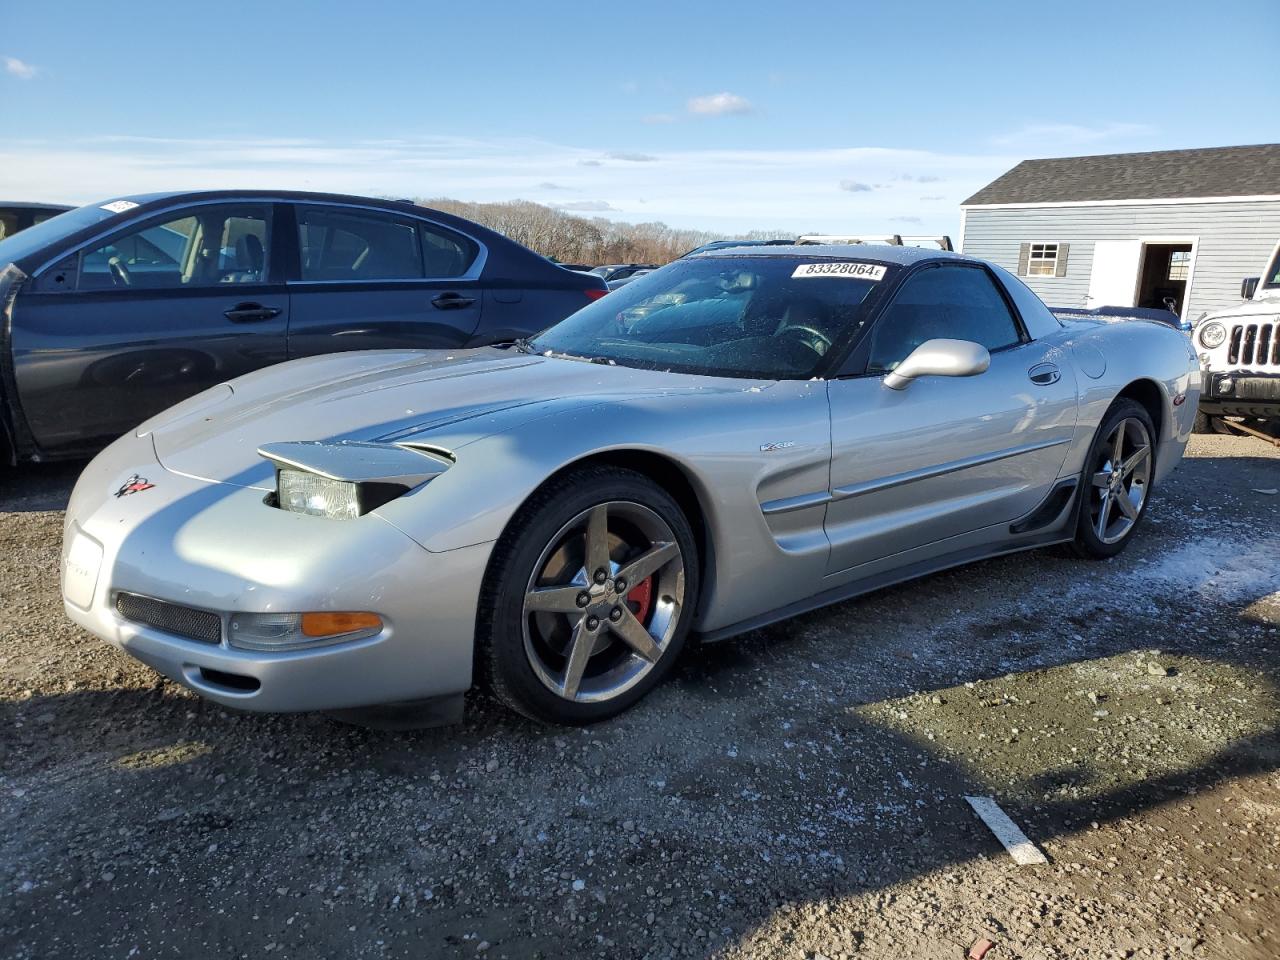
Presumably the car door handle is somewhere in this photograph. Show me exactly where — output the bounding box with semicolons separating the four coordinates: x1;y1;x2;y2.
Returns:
1028;362;1061;385
431;292;476;310
224;303;282;323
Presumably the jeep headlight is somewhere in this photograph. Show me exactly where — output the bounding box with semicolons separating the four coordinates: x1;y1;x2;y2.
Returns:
1198;322;1227;349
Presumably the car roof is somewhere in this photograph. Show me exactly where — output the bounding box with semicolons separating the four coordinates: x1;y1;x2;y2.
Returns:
694;242;963;266
0;201;74;210
104;189;431;210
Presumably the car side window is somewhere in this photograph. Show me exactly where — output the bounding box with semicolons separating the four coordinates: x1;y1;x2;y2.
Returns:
297;207;426;281
419;223;477;278
868;265;1022;373
71;205;270;291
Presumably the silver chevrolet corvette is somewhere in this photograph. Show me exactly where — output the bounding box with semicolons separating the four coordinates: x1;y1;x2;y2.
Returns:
61;246;1200;724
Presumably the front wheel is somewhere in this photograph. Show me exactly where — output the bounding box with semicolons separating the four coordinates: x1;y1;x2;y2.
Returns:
477;467;699;724
1071;399;1156;559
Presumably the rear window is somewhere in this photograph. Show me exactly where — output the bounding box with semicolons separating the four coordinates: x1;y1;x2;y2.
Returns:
0;202;120;266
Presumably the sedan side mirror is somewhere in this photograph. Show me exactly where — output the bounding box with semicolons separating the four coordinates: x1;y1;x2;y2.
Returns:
883;338;991;390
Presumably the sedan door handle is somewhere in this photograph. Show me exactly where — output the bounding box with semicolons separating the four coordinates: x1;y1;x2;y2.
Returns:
1028;362;1061;386
431;292;476;310
224;303;282;323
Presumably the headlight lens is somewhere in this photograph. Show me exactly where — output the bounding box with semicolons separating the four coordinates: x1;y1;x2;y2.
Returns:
1198;322;1227;349
278;469;361;519
229;611;383;651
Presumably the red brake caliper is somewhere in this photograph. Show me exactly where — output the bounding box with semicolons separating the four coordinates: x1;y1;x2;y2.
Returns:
626;578;654;625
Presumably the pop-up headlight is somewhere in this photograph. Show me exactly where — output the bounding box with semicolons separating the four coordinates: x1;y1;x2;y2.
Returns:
259;441;452;519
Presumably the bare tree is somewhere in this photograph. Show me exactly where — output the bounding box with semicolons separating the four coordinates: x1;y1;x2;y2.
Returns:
414;198;793;266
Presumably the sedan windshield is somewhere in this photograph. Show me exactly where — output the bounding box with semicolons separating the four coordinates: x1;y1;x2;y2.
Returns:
530;256;890;379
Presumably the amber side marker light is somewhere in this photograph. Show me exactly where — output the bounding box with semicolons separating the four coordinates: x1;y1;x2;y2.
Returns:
301;612;383;637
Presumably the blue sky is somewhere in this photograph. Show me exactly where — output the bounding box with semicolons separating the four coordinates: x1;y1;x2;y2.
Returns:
2;0;1277;234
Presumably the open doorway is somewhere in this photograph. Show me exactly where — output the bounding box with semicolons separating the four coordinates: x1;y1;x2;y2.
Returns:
1136;242;1193;316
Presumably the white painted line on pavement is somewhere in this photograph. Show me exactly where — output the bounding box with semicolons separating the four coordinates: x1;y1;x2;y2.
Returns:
964;796;1048;865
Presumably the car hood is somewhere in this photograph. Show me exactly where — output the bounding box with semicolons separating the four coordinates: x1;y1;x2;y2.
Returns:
146;347;752;489
1199;296;1280;322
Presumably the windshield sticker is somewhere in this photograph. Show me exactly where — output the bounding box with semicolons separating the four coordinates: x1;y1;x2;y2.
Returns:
100;200;139;214
791;262;886;281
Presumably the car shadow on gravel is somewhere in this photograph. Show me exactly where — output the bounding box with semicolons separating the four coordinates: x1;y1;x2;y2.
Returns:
0;461;85;513
4;440;1279;957
3;580;1276;959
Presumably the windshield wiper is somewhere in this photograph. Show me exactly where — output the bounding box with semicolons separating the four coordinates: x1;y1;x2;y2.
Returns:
510;337;536;354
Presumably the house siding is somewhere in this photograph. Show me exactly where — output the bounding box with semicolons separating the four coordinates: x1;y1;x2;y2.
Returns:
960;200;1280;317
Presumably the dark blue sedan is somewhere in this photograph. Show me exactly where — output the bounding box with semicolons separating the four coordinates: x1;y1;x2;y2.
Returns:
0;191;607;463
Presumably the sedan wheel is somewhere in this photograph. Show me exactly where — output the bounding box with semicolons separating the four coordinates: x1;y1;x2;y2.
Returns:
477;466;698;724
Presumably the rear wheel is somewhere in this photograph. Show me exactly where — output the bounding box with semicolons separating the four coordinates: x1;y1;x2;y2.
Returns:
1192;410;1214;434
476;467;698;724
1071;399;1155;559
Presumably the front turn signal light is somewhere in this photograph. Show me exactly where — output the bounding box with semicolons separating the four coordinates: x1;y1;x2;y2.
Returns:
301;611;383;638
228;611;384;651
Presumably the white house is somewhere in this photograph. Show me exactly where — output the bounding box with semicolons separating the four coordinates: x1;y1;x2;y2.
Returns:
959;144;1280;321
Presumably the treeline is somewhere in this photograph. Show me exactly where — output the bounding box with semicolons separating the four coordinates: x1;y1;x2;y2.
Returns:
417;197;792;266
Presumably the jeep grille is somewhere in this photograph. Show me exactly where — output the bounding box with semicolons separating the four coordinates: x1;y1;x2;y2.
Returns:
1228;321;1280;367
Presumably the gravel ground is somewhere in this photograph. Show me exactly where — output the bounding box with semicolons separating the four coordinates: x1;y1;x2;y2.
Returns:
1;434;1277;960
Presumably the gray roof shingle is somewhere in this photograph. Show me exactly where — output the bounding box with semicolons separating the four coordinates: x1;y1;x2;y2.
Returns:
963;144;1280;205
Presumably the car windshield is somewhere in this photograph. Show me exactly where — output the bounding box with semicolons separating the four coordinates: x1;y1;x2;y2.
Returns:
0;202;122;266
529;255;891;379
1265;246;1280;288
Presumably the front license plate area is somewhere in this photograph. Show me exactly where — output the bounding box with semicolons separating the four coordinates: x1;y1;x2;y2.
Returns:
63;528;104;610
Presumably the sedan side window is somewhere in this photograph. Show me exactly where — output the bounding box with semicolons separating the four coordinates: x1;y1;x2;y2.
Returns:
72;205;270;291
868;265;1022;373
297;207;425;281
420;223;477;278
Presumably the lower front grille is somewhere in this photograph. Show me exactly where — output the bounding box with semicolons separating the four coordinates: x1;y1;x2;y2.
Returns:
116;592;222;645
1228;321;1280;367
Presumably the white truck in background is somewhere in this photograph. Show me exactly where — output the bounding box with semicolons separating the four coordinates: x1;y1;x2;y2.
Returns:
1191;240;1280;436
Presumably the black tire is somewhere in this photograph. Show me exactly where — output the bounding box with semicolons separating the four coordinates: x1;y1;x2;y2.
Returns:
1071;398;1156;560
1192;410;1214;434
476;466;699;724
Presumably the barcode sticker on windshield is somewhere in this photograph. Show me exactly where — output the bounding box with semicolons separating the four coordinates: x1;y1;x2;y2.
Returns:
100;200;139;214
792;262;886;281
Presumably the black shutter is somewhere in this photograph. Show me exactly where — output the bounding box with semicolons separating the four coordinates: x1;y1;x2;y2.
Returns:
1055;243;1070;278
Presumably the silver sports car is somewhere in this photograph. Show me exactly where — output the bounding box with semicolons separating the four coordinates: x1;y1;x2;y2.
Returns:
61;245;1200;724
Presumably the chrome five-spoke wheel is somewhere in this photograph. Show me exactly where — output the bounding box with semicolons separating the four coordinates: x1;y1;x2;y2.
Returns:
478;466;698;724
1072;399;1157;559
1088;416;1152;545
523;501;685;703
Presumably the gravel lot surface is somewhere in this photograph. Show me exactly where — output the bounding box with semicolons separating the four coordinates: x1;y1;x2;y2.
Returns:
1;434;1277;960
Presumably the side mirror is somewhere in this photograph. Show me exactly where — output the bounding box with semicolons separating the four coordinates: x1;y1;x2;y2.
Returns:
883;338;991;390
1241;277;1260;300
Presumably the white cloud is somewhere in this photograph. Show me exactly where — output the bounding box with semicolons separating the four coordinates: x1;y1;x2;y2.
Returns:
537;181;570;190
991;122;1154;149
4;57;37;79
553;200;616;212
839;180;873;193
0;134;1013;234
605;151;658;162
687;92;753;116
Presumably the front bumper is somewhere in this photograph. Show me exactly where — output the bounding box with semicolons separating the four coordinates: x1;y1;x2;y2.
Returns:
1199;371;1280;417
60;433;492;713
